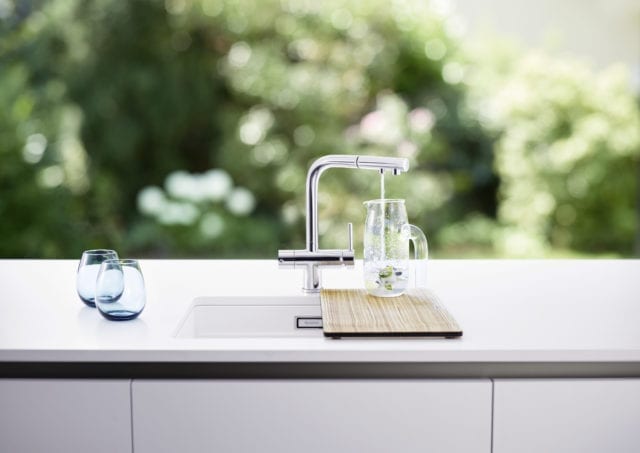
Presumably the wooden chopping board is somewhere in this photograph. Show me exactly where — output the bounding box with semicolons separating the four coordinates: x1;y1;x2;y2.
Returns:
320;288;462;338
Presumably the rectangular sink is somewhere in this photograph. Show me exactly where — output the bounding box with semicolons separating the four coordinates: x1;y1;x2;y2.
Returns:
175;295;323;338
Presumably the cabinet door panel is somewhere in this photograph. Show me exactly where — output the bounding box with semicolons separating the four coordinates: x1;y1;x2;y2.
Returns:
494;379;640;453
0;379;132;453
133;379;491;453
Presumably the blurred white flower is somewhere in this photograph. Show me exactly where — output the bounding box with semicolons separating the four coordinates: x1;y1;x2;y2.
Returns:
359;93;407;145
225;187;256;216
442;62;464;85
22;133;47;164
360;110;404;145
165;171;198;200
164;169;235;203
37;166;64;188
252;139;287;166
200;212;225;238
157;201;199;225
409;108;435;133
239;107;274;146
281;201;300;225
200;169;233;202
228;41;252;68
360;110;385;136
137;186;167;216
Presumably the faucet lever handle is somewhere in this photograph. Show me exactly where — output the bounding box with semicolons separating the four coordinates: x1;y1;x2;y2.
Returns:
347;222;353;252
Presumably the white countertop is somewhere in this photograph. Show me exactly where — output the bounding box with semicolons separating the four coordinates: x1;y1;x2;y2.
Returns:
1;259;639;372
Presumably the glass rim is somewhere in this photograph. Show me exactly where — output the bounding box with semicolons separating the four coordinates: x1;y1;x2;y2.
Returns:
363;198;405;205
82;249;118;255
102;258;139;265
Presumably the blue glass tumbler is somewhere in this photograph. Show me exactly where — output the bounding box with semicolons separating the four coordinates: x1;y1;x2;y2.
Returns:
76;249;119;307
95;259;146;321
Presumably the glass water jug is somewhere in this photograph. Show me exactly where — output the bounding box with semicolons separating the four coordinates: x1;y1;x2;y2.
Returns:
363;199;428;297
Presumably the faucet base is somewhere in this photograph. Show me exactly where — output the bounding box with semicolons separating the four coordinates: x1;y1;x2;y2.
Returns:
278;249;354;293
303;262;321;293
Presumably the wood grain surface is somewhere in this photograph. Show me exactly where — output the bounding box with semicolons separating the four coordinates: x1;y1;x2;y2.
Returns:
320;288;462;338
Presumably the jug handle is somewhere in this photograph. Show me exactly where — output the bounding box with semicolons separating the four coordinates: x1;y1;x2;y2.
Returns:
407;224;428;287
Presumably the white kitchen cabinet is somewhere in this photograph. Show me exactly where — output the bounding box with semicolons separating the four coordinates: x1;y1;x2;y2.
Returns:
132;379;491;453
493;378;640;453
0;379;132;453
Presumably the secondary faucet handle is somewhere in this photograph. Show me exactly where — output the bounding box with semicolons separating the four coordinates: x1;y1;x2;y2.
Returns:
347;222;353;252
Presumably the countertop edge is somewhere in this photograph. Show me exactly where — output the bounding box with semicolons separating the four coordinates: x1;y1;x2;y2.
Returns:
2;360;640;379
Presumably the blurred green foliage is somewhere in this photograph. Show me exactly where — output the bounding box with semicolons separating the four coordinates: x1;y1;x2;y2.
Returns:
464;48;640;257
0;0;638;258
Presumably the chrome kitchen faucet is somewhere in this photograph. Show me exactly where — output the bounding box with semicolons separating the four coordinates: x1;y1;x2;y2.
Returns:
278;154;409;293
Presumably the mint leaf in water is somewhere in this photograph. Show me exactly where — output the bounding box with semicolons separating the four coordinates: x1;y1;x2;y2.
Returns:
378;265;393;279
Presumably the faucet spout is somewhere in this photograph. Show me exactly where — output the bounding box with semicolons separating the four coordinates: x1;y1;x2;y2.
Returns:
279;154;410;293
354;155;410;174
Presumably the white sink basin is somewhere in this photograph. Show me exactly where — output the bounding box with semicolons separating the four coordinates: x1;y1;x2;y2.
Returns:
175;295;323;338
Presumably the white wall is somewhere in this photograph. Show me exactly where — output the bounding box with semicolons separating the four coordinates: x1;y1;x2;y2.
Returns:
451;0;640;88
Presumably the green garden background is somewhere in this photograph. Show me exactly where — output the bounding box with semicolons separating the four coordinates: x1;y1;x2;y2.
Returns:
1;0;639;258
